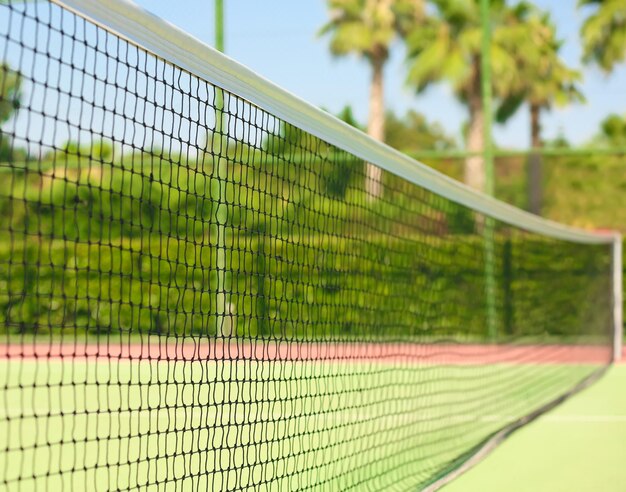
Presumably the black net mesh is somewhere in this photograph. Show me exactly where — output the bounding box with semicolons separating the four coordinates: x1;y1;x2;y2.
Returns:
0;1;614;490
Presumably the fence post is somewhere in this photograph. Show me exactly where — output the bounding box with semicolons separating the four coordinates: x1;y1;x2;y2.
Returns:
613;234;623;363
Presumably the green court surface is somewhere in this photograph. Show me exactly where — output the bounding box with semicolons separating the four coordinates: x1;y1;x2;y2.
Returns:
0;359;601;490
445;364;626;492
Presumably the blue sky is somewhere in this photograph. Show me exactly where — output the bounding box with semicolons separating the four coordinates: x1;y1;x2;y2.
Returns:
133;1;624;148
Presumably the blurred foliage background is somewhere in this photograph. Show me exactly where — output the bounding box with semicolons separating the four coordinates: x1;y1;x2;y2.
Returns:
0;0;623;341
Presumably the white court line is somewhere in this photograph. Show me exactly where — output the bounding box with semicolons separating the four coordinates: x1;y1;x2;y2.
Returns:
464;414;626;424
541;414;626;423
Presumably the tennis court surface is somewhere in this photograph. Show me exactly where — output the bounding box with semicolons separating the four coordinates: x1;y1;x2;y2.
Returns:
445;363;626;491
0;0;622;490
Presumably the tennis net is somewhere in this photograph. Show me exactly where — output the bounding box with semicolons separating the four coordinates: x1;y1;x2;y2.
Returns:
0;0;621;490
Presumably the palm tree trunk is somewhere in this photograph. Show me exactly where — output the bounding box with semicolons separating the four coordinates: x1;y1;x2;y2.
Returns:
528;104;542;215
465;61;485;192
366;52;385;199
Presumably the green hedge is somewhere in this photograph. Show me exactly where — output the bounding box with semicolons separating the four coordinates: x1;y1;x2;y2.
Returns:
0;232;612;343
0;157;614;343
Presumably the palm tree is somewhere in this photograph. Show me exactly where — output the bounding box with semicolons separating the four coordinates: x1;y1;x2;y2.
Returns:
320;0;423;198
579;0;626;72
404;0;531;192
497;12;584;214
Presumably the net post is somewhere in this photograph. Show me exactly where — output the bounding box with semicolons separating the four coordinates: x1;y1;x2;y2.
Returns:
215;0;224;53
613;234;623;363
484;218;498;340
480;0;498;341
212;0;232;337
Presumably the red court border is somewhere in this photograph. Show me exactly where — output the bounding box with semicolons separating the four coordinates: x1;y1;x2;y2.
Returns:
0;341;613;365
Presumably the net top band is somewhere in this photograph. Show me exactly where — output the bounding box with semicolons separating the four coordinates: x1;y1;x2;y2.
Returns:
54;0;616;246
